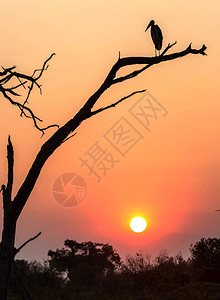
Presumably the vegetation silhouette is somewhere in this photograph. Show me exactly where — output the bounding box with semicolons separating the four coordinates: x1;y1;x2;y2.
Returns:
7;237;220;300
190;238;220;283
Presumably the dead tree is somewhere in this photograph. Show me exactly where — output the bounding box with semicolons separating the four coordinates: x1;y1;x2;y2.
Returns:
0;42;207;299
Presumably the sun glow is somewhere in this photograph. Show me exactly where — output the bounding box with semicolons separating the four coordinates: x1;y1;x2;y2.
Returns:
130;217;147;233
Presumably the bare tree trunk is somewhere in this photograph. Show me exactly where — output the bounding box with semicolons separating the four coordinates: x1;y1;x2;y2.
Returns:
0;202;33;300
0;214;16;300
0;137;16;300
0;43;207;299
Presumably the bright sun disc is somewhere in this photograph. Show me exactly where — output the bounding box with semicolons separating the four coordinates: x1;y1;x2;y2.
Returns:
130;217;147;233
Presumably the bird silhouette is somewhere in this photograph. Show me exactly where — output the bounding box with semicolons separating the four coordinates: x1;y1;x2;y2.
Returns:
145;20;163;56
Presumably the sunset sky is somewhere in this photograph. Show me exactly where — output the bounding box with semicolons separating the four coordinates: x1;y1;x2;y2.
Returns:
0;0;220;261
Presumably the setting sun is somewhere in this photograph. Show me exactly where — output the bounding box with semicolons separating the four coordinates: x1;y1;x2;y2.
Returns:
130;217;147;233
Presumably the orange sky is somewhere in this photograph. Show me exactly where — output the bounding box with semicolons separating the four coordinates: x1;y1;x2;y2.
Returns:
0;0;220;260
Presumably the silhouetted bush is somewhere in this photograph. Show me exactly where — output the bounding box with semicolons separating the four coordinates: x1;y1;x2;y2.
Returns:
189;237;220;283
8;237;220;299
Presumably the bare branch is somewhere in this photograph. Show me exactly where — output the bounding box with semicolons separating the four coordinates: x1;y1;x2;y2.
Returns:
83;44;207;113
15;232;41;255
0;66;16;76
20;53;56;111
10;82;27;90
91;89;146;116
11;43;207;220
117;44;207;67
112;42;178;85
112;65;150;85
0;54;58;133
0;73;13;84
161;41;177;56
32;53;55;80
0;86;59;136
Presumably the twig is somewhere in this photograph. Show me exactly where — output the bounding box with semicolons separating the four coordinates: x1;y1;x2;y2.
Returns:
161;41;177;56
20;53;56;114
15;232;42;255
0;86;59;135
91;89;146;116
112;64;150;85
0;54;58;133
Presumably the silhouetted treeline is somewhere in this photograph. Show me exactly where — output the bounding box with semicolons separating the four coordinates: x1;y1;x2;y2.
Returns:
7;237;220;300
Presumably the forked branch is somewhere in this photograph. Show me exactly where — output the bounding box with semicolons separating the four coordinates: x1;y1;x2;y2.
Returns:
112;41;177;85
0;53;59;135
12;42;207;220
83;43;207;113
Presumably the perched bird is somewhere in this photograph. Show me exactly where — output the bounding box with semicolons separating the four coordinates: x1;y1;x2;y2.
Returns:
145;20;163;56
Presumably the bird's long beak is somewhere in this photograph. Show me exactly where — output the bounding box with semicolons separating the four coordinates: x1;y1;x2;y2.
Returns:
145;23;151;32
